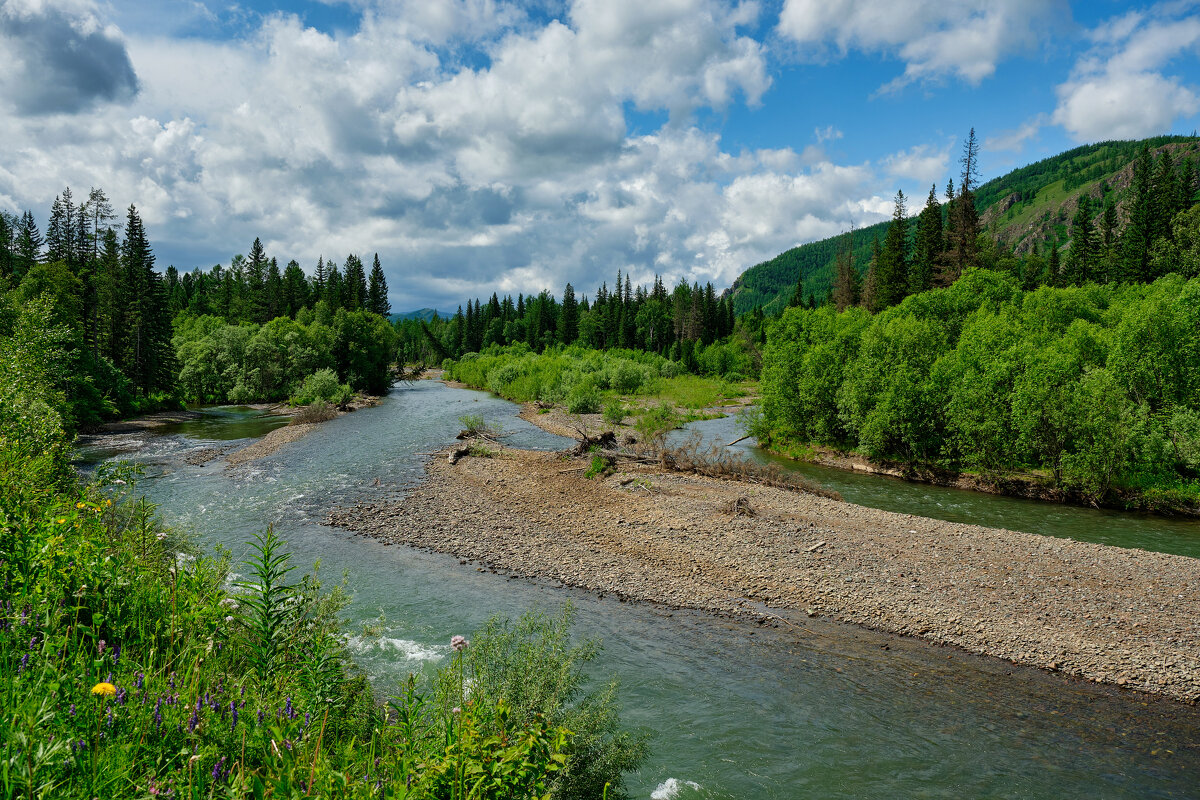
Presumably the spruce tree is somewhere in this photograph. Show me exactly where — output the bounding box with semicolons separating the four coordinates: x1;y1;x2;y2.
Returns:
861;237;882;313
878;190;909;307
949;129;980;279
1150;150;1180;245
283;259;309;317
1180;158;1197;212
266;257;283;320
787;270;804;309
1064;196;1097;285
1121;146;1154;283
246;237;268;322
831;231;859;311
1048;242;1062;287
367;253;390;316
560;282;579;344
910;185;942;294
343;254;367;310
325;264;344;310
0;211;13;283
14;211;42;280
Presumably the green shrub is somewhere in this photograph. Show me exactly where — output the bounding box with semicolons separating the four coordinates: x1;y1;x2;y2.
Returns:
567;381;602;414
291;368;353;406
602;399;627;425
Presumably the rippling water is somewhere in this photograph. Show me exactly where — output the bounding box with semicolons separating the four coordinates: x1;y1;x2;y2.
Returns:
77;382;1200;798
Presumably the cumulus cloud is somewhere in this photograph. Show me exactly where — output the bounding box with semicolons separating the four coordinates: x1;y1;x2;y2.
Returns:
776;0;1067;90
0;0;139;115
0;0;898;309
1053;9;1200;141
881;143;950;184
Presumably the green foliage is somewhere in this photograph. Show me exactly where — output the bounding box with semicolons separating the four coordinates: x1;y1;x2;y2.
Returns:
635;403;682;448
0;368;589;798
759;270;1200;508
567;381;602;415
584;453;613;479
442;606;648;800
601;400;626;425
291;368;353;406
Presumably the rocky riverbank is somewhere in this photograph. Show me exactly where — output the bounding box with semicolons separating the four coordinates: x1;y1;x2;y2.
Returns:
329;444;1200;704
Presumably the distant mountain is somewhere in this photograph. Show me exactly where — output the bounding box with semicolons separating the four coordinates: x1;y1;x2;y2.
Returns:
390;308;447;323
727;135;1200;316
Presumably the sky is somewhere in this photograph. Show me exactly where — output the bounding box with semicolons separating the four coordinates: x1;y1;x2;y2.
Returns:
2;0;1199;311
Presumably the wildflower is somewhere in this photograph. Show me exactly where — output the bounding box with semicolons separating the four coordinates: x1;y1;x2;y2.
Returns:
76;502;85;509
156;532;167;542
18;653;29;674
91;682;116;697
97;640;106;657
56;518;66;524
230;702;238;730
450;635;469;651
211;756;228;781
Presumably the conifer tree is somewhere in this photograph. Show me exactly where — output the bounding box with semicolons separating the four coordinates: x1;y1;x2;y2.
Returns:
1048;242;1062;287
1150;150;1180;245
14;211;42;279
949;129;980;279
367;253;390;316
325;263;344;310
1121;145;1154;283
861;237;882;313
910;185;942;294
266;257;283;320
560;282;579;344
831;231;859;311
283;259;309;317
0;211;14;283
787;270;804;309
1064;196;1097;285
878;190;909;307
246;237;268;322
1180;157;1197;212
343;254;367;310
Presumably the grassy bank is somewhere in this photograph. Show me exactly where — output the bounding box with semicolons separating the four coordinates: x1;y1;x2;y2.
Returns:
0;299;645;798
442;344;755;423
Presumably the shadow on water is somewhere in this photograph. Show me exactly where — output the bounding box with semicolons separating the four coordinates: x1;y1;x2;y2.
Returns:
672;414;1200;560
81;382;1200;799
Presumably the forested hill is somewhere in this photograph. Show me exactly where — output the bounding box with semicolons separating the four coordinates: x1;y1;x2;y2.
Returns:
728;134;1200;315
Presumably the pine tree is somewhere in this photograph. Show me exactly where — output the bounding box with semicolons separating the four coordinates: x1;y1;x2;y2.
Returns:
878;189;909;308
314;256;327;294
1048;242;1062;287
246;237;268;322
120;205;173;395
367;253;390;316
1150;150;1180;245
96;228;124;364
325;264;344;310
910;185;942;294
1099;199;1119;283
283;260;309;317
560;282;579;344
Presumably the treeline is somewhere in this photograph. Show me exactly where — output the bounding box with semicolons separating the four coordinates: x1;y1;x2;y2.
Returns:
1;188;402;421
757;270;1200;509
397;273;741;371
0;189;174;426
164;241;391;322
831;134;1200;317
168;240;398;404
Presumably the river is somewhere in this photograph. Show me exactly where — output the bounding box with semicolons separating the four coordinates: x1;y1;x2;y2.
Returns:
75;381;1200;799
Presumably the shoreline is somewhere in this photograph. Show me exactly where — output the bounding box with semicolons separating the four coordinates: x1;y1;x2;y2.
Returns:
329;440;1200;705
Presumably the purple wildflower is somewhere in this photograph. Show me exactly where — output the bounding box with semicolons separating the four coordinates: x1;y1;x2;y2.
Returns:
136;673;144;690
450;635;469;651
18;653;28;674
230;702;238;731
97;640;106;658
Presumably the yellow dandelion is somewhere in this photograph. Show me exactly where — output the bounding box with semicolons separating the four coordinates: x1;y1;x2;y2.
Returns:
76;502;85;509
56;518;66;524
91;682;116;697
104;499;112;507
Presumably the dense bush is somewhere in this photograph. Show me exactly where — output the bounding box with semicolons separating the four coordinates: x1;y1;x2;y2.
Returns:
290;368;353;406
758;270;1200;507
174;309;397;405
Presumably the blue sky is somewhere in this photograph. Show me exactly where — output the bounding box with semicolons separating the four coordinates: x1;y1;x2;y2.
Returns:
2;1;1198;310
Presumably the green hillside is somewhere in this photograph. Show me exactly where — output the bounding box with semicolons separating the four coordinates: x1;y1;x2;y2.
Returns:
728;135;1200;315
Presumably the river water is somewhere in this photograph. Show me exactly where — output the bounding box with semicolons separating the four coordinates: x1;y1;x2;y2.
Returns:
76;382;1200;799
